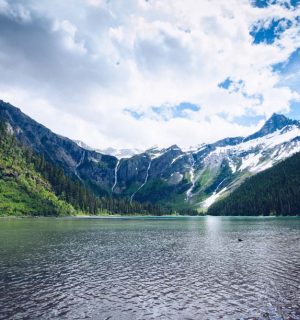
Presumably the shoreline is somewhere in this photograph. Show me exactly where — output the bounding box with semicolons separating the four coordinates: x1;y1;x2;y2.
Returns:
0;214;203;219
1;215;299;220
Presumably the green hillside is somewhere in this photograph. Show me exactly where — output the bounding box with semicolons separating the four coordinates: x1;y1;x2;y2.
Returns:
0;123;76;216
0;121;178;216
207;152;300;216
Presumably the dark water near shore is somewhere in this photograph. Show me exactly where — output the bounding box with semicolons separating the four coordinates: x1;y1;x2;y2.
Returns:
0;216;299;320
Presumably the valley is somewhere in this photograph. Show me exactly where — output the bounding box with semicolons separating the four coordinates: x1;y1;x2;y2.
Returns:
1;99;300;215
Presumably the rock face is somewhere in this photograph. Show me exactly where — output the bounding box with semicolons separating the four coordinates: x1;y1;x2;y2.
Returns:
0;101;117;196
1;100;300;208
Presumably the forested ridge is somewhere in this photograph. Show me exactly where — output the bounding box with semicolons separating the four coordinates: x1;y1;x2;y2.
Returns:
28;152;173;215
2;114;300;217
0;121;196;216
207;152;300;216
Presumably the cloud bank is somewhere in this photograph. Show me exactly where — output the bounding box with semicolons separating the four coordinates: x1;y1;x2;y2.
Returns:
0;0;299;149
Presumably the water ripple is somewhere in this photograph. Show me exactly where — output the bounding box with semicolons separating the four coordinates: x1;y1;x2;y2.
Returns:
0;217;299;320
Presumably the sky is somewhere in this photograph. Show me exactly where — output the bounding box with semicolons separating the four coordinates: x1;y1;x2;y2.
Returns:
0;0;299;150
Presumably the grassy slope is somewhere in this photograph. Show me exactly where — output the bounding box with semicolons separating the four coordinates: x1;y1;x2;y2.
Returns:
0;132;76;216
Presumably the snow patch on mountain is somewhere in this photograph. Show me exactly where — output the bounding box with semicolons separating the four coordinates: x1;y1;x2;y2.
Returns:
100;147;142;159
204;125;300;175
170;154;185;165
74;140;142;159
74;140;93;151
202;187;228;208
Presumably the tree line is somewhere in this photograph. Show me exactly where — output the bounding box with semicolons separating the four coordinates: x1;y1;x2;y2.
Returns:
0;120;198;215
207;151;300;216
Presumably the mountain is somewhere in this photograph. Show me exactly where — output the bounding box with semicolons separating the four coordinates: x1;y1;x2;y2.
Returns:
1;100;300;212
243;113;299;142
74;140;142;159
0;121;81;215
0;101;118;196
198;114;300;208
0;119;175;216
73;140;94;151
207;151;300;216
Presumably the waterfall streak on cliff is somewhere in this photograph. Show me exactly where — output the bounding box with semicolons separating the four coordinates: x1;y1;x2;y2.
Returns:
75;151;85;182
112;159;120;192
130;160;152;204
186;156;196;199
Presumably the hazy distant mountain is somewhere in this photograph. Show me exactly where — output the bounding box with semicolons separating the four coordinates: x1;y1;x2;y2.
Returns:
74;140;142;159
73;140;94;151
1;99;300;210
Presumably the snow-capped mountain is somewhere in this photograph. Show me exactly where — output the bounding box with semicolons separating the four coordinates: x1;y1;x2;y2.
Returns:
120;113;300;208
98;147;142;159
1;100;299;211
74;140;94;151
74;140;142;159
197;115;300;207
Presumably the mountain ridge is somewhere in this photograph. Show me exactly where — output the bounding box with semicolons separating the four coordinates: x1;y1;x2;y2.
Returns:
1;99;300;210
207;150;300;216
74;113;299;159
243;113;300;142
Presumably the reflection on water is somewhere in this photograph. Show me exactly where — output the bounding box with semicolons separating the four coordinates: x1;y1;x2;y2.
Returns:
0;216;299;319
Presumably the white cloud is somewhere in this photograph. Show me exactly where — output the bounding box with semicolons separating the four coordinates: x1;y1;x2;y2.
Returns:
86;0;104;7
0;0;299;150
53;19;87;54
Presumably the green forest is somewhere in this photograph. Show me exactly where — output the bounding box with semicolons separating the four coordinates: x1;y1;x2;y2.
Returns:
0;121;193;216
207;151;300;216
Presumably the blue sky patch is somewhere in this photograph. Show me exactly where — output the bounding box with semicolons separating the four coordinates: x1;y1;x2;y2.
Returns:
170;102;200;117
125;102;200;121
218;78;233;90
286;102;300;120
218;112;266;126
151;102;200;120
291;0;300;7
124;108;144;120
252;0;270;8
273;48;300;97
252;0;300;9
234;114;266;126
273;48;300;73
218;78;244;92
250;18;292;44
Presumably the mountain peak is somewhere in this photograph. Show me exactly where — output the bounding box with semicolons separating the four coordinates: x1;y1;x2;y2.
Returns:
266;112;289;124
261;113;298;132
244;113;299;142
167;144;181;151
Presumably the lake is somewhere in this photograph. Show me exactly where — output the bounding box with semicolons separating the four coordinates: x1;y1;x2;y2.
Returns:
0;216;299;319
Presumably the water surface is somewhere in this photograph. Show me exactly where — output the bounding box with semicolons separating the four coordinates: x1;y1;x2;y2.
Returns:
0;216;300;319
